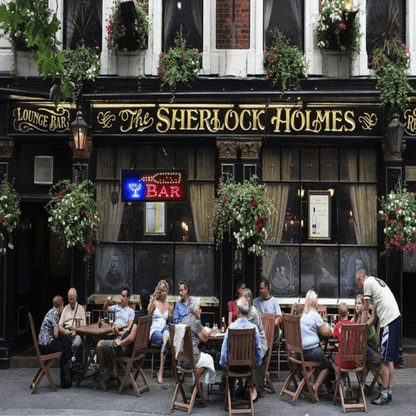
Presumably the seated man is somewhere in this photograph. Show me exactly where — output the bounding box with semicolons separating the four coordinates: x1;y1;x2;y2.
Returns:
173;280;193;324
103;286;135;329
95;288;150;377
38;295;78;387
58;287;86;360
220;297;263;402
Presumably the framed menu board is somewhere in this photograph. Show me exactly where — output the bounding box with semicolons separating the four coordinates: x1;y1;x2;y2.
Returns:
308;190;331;240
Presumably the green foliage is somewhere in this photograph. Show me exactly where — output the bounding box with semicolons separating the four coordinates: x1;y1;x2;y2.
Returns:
264;29;308;94
0;179;21;256
378;184;416;257
46;180;101;261
106;0;149;52
372;41;412;112
0;0;73;106
63;46;101;103
157;28;202;93
213;176;273;256
316;0;361;74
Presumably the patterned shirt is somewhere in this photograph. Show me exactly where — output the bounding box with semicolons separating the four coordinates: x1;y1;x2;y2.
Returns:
38;308;59;346
180;313;203;363
219;317;262;367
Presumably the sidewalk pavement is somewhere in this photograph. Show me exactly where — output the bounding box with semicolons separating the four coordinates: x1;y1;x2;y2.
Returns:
0;367;415;416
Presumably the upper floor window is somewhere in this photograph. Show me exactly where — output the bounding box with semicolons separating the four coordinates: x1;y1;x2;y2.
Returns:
64;0;102;49
366;0;406;64
264;0;304;49
163;0;203;51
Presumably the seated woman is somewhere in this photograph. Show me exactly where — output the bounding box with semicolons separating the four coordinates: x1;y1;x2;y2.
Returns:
180;301;217;386
148;279;172;384
228;282;246;325
300;290;333;397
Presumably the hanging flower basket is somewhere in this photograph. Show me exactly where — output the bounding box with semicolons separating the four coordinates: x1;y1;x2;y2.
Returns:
213;176;273;256
0;178;21;256
46;180;101;261
378;184;416;257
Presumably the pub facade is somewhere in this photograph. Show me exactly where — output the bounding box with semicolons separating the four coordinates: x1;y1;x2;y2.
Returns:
0;0;415;365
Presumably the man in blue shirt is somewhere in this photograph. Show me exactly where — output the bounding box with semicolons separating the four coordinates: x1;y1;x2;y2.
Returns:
173;280;193;324
220;297;263;401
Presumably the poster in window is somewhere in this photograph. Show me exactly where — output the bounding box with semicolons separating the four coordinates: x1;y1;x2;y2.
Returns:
145;202;165;235
308;191;331;240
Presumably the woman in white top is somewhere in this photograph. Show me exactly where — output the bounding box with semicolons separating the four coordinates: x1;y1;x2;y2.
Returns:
148;279;172;384
300;290;332;398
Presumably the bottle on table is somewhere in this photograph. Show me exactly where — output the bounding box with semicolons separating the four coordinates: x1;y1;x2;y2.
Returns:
98;311;102;328
221;317;226;333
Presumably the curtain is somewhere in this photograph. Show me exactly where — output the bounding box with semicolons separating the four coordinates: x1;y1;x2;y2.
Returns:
189;183;215;242
347;150;377;245
263;0;274;44
65;0;81;49
191;0;203;36
163;0;176;50
98;148;133;242
291;0;303;48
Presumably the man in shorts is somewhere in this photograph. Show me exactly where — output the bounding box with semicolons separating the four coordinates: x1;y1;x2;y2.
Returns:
355;268;401;405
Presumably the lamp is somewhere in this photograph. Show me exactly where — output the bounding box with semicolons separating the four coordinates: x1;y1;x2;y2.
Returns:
386;112;405;155
70;109;88;150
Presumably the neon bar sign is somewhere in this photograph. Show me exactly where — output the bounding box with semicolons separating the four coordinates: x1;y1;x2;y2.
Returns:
121;170;187;202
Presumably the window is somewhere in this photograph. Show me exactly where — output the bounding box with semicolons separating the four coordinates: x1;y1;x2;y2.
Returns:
264;0;304;49
163;0;203;51
64;0;102;49
262;146;378;298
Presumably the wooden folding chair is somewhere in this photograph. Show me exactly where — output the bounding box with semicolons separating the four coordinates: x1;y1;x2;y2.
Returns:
169;323;207;414
224;328;256;416
114;314;152;396
28;312;62;394
331;323;368;413
367;322;382;394
261;313;276;393
280;313;321;403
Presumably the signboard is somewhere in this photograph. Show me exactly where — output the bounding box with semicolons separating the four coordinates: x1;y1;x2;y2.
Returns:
308;190;331;240
121;170;187;202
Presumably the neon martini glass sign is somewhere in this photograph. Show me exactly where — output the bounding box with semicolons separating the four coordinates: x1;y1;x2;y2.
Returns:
121;170;186;202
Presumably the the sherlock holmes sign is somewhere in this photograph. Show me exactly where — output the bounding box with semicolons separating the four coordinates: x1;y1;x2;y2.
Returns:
8;102;416;137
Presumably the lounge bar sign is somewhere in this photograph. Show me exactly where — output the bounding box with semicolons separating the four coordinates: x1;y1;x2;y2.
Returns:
121;170;187;202
9;103;73;134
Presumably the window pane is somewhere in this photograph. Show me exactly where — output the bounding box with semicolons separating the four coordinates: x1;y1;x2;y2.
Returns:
163;0;203;51
263;148;280;181
340;149;357;181
321;148;338;181
301;247;338;298
282;184;301;243
286;147;299;180
340;248;377;297
339;185;357;244
175;245;214;296
264;0;304;49
263;247;299;297
359;149;377;181
366;0;406;63
196;147;215;180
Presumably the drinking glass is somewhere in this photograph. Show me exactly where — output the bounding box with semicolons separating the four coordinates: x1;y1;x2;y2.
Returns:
86;311;91;325
109;312;114;327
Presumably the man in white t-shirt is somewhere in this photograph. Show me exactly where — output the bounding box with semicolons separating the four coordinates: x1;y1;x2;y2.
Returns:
103;287;135;329
253;277;282;342
355;268;401;405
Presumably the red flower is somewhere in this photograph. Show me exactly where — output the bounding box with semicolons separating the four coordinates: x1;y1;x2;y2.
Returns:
269;71;273;77
396;207;402;211
410;192;413;196
250;199;256;207
388;219;394;225
90;215;93;220
59;190;64;195
223;196;227;201
381;195;385;199
382;213;387;219
219;185;223;190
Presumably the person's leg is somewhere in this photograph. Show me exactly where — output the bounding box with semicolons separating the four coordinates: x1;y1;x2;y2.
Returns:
96;340;106;372
303;347;331;394
150;329;165;383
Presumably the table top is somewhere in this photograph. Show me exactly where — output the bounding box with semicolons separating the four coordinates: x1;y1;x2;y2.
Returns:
208;332;225;342
74;323;114;336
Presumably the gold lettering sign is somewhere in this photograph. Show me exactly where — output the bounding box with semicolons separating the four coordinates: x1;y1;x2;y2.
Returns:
12;106;70;133
404;108;416;136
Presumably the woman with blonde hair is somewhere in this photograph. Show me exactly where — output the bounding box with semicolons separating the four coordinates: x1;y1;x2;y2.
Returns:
148;279;172;384
300;290;333;398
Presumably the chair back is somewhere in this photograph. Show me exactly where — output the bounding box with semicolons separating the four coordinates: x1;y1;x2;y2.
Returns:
169;323;197;370
338;323;367;364
282;313;304;360
261;313;275;352
130;314;152;358
227;328;255;368
28;313;42;359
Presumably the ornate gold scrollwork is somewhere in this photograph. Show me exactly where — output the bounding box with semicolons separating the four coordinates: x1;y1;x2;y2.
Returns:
358;112;378;130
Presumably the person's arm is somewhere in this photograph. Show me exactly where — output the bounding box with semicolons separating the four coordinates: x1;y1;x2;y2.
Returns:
148;297;157;315
361;299;370;324
367;305;377;328
53;324;59;338
115;323;137;348
254;331;262;366
173;303;180;324
228;310;233;326
219;332;228;367
103;296;115;312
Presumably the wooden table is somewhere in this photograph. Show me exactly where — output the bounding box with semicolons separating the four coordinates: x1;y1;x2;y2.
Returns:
75;323;114;391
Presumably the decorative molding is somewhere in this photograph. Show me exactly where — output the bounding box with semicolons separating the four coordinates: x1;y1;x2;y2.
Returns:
0;138;15;158
69;137;92;160
73;163;89;183
217;138;262;160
